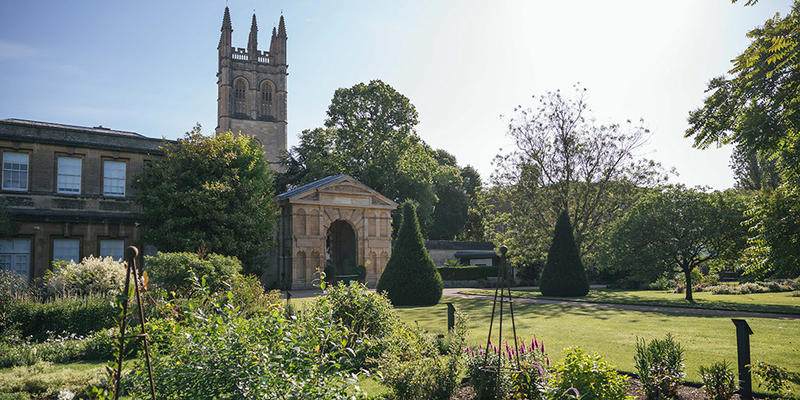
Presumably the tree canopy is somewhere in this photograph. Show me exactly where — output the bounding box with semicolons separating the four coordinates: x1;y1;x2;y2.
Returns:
603;186;749;301
279;80;480;238
135;126;276;274
685;1;800;278
488;86;666;267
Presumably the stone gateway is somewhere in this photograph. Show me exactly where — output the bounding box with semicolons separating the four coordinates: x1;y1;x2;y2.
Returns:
274;175;397;289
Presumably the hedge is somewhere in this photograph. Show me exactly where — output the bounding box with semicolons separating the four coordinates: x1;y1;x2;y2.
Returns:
437;266;498;281
1;295;117;341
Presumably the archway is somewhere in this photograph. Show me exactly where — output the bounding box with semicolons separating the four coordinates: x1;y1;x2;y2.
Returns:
326;220;357;276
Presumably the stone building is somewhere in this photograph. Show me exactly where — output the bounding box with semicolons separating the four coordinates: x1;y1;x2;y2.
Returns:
0;119;167;281
274;175;397;289
0;7;398;290
215;7;288;171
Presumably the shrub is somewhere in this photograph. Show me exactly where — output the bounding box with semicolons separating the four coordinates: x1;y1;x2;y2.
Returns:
437;265;498;281
309;282;399;369
0;270;31;301
324;262;337;283
127;284;361;400
382;353;461;400
634;334;685;400
550;347;631;400
699;361;737;400
144;251;241;294
750;360;800;399
43;256;126;297
539;210;589;297
3;296;116;341
377;201;443;306
356;264;367;283
228;274;283;315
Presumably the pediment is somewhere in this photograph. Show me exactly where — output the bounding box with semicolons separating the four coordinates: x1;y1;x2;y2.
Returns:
279;174;397;210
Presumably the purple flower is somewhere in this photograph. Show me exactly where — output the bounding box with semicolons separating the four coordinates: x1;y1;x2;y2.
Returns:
567;387;580;397
541;343;546;354
533;361;544;376
546;357;550;367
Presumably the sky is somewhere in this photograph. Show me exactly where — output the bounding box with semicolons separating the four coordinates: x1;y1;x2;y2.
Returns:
0;1;793;190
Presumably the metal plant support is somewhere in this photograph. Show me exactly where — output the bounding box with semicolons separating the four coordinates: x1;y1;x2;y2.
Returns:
113;246;156;400
483;245;522;395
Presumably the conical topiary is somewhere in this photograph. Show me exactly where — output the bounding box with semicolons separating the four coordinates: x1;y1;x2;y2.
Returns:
377;201;443;305
539;210;589;297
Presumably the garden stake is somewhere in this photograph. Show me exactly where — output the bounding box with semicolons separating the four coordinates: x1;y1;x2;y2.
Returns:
482;245;521;397
446;302;455;331
732;319;754;400
113;246;156;400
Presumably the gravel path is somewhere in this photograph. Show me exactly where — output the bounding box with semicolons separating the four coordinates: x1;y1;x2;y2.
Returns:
443;288;800;320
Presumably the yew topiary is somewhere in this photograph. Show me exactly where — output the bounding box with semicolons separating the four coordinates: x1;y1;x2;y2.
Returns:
377;201;443;305
540;210;589;297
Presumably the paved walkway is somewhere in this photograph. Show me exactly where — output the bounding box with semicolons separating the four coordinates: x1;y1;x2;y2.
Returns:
281;287;799;320
443;288;800;320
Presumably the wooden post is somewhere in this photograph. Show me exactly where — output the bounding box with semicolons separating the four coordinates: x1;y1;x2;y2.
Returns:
446;302;455;331
732;319;753;400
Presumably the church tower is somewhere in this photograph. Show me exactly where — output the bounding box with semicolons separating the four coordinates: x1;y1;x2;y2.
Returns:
216;7;288;171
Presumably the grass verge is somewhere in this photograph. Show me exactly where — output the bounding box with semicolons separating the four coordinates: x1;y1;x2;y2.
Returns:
459;288;800;315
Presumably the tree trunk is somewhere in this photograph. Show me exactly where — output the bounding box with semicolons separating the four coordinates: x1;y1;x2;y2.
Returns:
683;267;694;303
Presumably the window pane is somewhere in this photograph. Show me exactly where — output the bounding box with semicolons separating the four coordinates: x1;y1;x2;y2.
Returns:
2;152;29;191
103;161;126;196
57;157;82;194
100;240;125;261
53;239;80;264
0;238;31;281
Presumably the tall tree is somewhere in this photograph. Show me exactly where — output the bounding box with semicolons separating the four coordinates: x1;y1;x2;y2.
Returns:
729;146;781;191
457;165;487;241
489;86;666;267
539;210;589;297
685;1;800;278
604;186;749;301
279;80;440;234
135;125;276;274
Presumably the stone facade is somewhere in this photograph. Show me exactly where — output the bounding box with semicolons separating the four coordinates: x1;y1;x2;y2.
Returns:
0;119;168;280
215;7;288;171
274;175;397;289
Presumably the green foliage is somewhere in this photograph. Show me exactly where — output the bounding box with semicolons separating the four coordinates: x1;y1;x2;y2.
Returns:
750;360;800;399
429;165;469;240
128;283;363;399
143;251;241;295
0;362;105;398
0;328;117;369
377;202;443;305
699;361;737;400
603;186;749;301
228;274;284;315
550;347;632;400
324;263;337;283
540;210;589;297
741;186;800;278
43;256;126;298
686;1;800;280
2;296;116;341
489;86;665;269
634;334;686;400
278;80;443;235
437;265;498;281
382;353;462;400
135;125;276;274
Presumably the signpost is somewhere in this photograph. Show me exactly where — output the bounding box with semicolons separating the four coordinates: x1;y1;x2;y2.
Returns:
731;319;754;400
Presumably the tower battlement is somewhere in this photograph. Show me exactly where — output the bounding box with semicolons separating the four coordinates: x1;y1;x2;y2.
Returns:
216;7;287;171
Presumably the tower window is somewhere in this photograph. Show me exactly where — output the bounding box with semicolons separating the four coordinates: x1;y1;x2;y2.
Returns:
260;81;273;118
234;78;247;115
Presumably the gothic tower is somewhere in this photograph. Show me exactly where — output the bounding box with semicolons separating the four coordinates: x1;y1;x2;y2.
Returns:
216;7;287;171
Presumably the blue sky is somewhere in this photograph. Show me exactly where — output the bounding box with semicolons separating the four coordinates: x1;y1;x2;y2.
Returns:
0;1;793;189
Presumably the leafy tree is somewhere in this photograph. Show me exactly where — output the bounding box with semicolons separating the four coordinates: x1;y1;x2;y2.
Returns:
429;166;468;240
489;86;665;268
280;80;440;234
604;186;748;301
730;146;781;191
457;165;487;241
377;201;443;306
539;210;589;297
135;125;276;274
685;1;799;278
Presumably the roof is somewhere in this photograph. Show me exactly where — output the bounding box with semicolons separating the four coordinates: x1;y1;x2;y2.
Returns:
3;119;147;138
0;118;170;154
277;174;347;200
425;240;495;251
454;250;498;258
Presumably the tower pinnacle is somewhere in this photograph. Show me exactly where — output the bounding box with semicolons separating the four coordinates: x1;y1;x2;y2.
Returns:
248;13;258;57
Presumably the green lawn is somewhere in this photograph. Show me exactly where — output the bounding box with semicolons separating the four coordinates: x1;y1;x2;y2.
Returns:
460;288;800;315
395;296;800;390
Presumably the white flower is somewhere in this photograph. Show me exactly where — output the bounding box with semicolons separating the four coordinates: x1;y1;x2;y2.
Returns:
57;388;75;400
